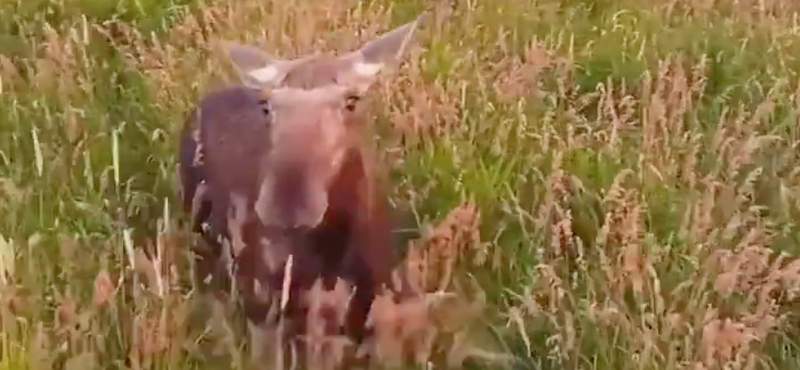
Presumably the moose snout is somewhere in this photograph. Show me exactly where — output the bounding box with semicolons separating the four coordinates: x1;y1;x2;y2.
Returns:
274;202;326;229
256;186;328;230
258;202;326;230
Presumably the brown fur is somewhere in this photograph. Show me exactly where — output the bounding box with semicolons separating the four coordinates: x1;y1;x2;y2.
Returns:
179;12;427;351
177;55;398;344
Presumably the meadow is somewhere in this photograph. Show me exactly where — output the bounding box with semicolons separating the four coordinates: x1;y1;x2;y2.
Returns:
3;0;800;369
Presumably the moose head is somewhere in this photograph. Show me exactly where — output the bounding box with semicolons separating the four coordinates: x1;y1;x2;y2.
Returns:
222;13;427;230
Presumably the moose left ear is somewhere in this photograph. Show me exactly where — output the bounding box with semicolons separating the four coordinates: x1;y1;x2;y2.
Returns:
221;41;304;89
336;12;428;93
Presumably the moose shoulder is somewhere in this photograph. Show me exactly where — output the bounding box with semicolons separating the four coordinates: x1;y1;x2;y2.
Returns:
177;13;427;343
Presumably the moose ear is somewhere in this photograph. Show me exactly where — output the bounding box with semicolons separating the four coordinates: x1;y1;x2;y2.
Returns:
337;12;428;92
222;41;297;88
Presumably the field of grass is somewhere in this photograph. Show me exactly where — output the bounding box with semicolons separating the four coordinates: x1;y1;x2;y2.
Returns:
5;0;800;369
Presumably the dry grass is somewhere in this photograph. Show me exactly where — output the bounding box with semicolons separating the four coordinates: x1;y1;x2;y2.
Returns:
4;0;800;369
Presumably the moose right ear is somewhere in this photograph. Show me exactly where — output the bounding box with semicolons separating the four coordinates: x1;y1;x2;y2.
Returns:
221;41;298;88
335;11;428;94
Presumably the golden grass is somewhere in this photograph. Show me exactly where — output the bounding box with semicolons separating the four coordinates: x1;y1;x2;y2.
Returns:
4;0;800;369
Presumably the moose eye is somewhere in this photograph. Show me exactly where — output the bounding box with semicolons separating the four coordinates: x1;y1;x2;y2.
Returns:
258;100;271;116
256;91;272;116
344;95;361;112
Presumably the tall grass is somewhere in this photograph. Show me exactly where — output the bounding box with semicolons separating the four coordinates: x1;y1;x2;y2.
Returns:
3;0;800;369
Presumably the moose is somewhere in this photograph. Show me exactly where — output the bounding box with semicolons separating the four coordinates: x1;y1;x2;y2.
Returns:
176;13;427;347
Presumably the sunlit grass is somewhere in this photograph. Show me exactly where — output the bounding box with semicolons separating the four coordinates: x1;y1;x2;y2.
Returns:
3;0;800;369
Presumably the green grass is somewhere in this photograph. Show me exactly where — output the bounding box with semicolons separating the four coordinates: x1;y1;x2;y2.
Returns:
4;0;800;369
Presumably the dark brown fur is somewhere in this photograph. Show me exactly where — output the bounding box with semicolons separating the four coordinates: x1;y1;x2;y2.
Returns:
177;57;397;344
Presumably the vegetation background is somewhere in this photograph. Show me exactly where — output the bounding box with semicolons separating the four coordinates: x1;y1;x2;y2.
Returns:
3;0;800;369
